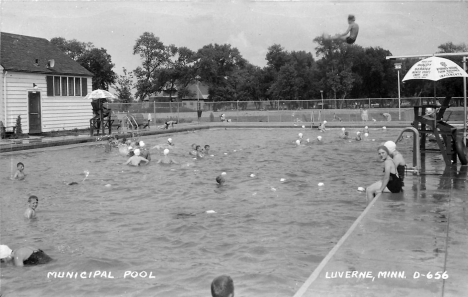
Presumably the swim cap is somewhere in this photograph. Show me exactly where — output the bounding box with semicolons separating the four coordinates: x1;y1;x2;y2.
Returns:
0;245;12;259
139;141;145;147
317;136;322;141
296;140;301;145
168;138;172;143
323;121;327;124
357;131;361;134
364;133;369;137
298;133;303;138
164;149;169;155
134;149;141;156
342;128;345;131
365;126;368;129
384;141;397;154
128;146;133;150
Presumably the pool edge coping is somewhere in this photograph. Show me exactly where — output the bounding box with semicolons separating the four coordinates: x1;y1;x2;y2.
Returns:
292;193;382;297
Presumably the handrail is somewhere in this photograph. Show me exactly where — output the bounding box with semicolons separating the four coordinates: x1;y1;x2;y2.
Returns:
395;127;421;174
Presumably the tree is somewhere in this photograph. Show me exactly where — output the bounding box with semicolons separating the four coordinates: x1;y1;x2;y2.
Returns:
269;64;304;101
50;37;93;60
51;37;117;91
114;67;134;103
133;32;174;100
78;48;117;90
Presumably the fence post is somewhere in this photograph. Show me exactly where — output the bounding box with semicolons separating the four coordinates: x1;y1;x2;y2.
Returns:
153;101;156;125
177;102;180;123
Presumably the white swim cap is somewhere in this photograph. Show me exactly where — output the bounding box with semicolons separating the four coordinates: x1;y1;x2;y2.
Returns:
0;245;12;259
364;133;369;137
298;133;303;138
365;126;368;129
139;141;145;147
168;138;172;143
317;136;322;141
164;149;169;155
128;146;133;150
134;149;141;156
384;141;397;154
323;120;327;124
296;140;301;145
383;126;387;129
357;131;361;134
342;128;345;131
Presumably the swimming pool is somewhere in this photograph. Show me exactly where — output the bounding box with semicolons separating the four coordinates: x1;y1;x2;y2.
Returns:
1;128;414;296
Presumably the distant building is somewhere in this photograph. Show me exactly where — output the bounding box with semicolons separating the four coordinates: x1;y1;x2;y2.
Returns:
148;82;210;102
0;32;93;134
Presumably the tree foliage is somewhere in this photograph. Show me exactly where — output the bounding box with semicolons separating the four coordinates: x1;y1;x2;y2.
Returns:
114;67;134;103
51;37;117;91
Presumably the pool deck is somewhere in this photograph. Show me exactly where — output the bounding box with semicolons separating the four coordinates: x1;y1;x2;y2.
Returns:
293;166;468;297
0;120;424;154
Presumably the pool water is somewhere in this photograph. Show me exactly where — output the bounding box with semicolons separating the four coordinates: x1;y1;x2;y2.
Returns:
1;128;414;296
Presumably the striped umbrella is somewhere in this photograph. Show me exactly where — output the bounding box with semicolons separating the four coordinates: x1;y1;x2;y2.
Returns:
84;89;117;101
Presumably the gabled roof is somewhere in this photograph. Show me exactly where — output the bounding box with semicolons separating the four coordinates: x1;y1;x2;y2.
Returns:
0;32;93;76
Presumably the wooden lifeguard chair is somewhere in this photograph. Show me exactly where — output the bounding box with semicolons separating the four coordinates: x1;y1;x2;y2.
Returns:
412;96;466;166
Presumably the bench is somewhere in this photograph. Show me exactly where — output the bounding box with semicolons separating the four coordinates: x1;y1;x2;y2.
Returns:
128;114;150;130
0;121;16;139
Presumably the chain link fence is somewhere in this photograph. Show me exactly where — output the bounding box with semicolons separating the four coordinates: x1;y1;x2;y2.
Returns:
104;97;466;126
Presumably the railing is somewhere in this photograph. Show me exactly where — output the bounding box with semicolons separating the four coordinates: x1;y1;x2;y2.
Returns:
104;97;466;124
396;127;421;174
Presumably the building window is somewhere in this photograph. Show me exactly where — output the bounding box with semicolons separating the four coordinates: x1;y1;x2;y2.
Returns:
68;77;74;96
75;78;81;96
61;77;68;96
46;76;88;97
54;76;61;96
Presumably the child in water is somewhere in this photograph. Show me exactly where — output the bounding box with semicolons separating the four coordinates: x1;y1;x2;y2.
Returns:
157;149;178;164
123;149;149;166
0;245;52;267
324;14;359;44
24;196;38;219
12;162;26;180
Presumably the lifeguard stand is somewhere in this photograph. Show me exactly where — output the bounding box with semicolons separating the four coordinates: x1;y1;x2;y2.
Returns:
411;96;467;166
90;98;113;136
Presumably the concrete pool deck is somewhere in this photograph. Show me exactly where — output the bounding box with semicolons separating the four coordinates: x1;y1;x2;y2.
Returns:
294;166;468;297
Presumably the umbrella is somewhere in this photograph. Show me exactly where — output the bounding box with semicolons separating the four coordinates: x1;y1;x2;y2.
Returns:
84;89;117;101
403;56;468;82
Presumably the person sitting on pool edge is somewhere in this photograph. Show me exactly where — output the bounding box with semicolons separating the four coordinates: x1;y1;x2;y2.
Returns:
211;275;234;297
384;140;406;187
157;149;178;165
366;145;402;203
12;162;26;180
318;121;327;132
124;149;149;166
0;245;53;267
24;196;39;219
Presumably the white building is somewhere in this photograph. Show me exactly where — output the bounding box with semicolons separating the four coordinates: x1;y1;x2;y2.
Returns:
1;32;93;134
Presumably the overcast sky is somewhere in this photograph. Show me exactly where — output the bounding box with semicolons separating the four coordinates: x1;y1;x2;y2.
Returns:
1;0;467;77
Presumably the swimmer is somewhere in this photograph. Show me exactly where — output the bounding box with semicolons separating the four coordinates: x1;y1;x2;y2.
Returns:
339;128;349;139
24;196;38;219
298;133;303;139
0;245;52;267
211;275;234;297
220;114;226;122
204;145;211;154
216;175;226;186
152;138;175;150
164;120;178;129
355;131;362;141
318;121;327;132
316;135;324;144
157;149;178;164
366;146;402;203
364;126;369;134
123;149;149;166
323;14;359;45
118;143;130;156
196;145;205;158
384;141;407;187
139;141;151;161
12;162;26;180
127;146;135;157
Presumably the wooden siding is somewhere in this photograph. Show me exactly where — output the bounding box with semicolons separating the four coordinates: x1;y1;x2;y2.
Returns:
0;72;92;133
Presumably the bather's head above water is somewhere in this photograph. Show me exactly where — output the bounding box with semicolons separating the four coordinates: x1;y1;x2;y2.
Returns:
164;149;170;156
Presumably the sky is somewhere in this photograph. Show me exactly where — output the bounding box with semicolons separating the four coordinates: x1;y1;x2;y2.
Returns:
1;0;468;79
